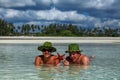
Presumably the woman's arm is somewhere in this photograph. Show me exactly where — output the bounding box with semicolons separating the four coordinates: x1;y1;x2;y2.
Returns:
35;56;43;66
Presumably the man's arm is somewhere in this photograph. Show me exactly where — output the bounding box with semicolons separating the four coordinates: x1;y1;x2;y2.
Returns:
54;56;69;66
62;59;69;66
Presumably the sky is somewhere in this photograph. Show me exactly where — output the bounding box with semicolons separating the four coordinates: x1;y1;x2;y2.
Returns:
0;0;120;28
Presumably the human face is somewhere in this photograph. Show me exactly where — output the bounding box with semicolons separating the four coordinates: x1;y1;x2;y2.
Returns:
42;49;52;58
69;52;79;60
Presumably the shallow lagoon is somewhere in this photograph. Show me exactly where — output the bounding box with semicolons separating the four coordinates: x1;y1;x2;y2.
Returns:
0;43;120;80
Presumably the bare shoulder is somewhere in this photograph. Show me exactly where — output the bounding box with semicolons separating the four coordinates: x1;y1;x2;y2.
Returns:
35;55;41;59
35;55;42;61
50;55;57;60
35;55;43;65
81;54;89;60
81;54;90;65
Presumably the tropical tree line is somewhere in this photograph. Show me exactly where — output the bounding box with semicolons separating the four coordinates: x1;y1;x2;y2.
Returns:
0;18;120;36
0;19;14;36
38;23;120;37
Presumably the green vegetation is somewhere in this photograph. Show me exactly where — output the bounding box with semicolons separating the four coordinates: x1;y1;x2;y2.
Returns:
0;18;120;37
0;19;14;36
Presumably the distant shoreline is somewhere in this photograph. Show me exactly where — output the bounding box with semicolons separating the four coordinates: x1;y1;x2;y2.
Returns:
0;36;120;44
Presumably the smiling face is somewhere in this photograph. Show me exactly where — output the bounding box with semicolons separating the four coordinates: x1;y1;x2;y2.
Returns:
70;52;77;59
42;49;52;58
69;52;81;62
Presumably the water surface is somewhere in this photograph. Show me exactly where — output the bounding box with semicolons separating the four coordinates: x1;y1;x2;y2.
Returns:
0;43;120;80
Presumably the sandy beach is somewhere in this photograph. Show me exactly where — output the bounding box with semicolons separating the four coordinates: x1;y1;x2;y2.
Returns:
0;36;120;44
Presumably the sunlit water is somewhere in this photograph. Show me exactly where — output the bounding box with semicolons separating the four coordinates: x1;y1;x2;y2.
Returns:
0;43;120;80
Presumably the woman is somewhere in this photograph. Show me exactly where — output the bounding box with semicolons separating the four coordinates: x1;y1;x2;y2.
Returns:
35;41;69;66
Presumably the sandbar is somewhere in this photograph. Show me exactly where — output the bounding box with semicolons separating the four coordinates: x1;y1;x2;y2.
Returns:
0;36;120;44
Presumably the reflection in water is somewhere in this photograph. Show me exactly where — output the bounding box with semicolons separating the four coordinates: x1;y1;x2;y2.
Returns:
35;64;90;80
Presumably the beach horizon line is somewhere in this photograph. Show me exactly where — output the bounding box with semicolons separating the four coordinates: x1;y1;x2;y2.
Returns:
0;36;120;44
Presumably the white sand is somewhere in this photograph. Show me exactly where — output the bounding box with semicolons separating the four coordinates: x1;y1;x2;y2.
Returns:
0;36;120;44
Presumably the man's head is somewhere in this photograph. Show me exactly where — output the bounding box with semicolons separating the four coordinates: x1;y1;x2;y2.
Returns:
38;41;56;57
38;41;56;52
66;43;83;61
65;43;82;54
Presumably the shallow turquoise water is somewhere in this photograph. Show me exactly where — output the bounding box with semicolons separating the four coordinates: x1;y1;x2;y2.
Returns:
0;43;120;80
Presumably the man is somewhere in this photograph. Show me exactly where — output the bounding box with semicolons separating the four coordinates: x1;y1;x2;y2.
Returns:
65;43;90;65
35;41;60;66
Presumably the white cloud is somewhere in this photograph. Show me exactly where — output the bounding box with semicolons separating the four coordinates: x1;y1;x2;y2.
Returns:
0;7;120;28
33;0;59;6
0;0;35;7
5;9;19;18
0;7;100;24
84;0;115;9
26;21;54;26
36;7;99;23
103;19;120;26
0;0;117;10
94;19;120;28
41;0;58;4
27;21;41;25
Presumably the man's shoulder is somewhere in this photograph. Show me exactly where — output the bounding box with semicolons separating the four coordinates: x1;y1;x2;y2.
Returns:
81;54;90;60
81;54;88;57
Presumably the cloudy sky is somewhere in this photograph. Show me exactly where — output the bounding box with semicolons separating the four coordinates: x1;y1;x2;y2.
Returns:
0;0;120;28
